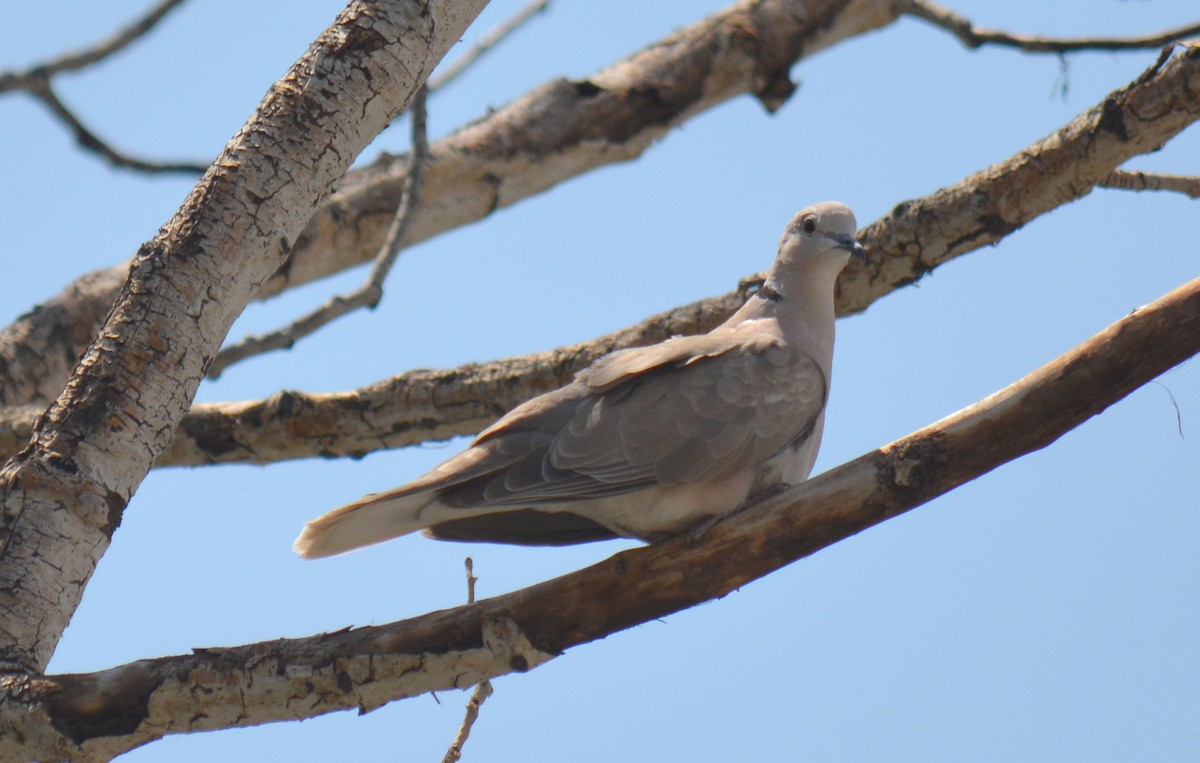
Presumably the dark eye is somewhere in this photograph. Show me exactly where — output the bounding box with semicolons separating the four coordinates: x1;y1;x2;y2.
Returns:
800;216;817;235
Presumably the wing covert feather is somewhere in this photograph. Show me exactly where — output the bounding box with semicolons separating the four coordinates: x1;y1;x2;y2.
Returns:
437;332;827;509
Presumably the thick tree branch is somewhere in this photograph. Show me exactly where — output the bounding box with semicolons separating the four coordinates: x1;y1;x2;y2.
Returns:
902;0;1200;52
0;268;126;408
5;273;1197;762
258;0;896;298
0;0;489;675
0;0;188;94
0;0;901;411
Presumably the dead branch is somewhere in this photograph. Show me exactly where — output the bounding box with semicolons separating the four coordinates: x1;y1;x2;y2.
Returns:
207;87;431;377
1100;169;1200;199
0;0;208;175
6;273;1197;762
442;557;493;763
902;0;1200;52
0;0;188;94
256;0;896;299
442;682;495;763
0;0;902;410
24;78;208;175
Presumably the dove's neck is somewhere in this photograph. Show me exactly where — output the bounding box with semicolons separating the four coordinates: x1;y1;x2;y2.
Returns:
740;255;848;381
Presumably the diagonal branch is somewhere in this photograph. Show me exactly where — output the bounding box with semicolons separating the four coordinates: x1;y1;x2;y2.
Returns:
7;273;1198;762
901;0;1200;52
0;0;208;176
0;0;490;677
254;0;896;300
24;77;208;175
206;87;431;377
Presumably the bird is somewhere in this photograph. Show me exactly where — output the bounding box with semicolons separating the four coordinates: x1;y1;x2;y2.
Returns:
294;201;865;558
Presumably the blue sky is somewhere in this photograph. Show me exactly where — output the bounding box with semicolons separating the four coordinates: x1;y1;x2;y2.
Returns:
2;1;1198;760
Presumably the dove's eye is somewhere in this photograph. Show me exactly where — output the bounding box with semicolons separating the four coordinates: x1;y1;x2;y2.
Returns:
800;216;817;234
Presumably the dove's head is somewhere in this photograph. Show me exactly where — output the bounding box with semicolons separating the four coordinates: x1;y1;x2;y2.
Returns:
761;201;864;301
779;201;864;268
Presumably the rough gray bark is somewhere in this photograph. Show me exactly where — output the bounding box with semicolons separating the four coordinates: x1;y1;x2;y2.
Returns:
0;0;488;677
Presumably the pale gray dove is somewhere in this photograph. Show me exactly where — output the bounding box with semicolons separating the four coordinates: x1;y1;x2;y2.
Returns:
295;201;864;558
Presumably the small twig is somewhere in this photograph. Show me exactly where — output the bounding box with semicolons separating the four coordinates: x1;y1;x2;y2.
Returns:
902;0;1200;53
1;0;207;175
25;77;208;175
0;0;188;94
1099;169;1200;199
1050;53;1070;101
1151;381;1186;439
464;557;479;604
442;682;494;763
207;87;430;378
442;558;493;763
428;0;552;92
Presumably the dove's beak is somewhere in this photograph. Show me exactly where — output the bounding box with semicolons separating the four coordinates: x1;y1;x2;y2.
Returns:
835;234;867;260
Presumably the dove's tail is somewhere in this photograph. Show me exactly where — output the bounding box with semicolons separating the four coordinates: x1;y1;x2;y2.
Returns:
293;488;438;559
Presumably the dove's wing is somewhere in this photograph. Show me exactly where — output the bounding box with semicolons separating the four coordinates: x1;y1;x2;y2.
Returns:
434;328;827;510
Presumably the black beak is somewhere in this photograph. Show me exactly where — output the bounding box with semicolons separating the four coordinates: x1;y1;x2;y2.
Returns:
836;234;867;260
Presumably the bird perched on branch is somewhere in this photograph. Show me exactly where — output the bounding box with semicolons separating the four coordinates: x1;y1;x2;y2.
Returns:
295;201;865;558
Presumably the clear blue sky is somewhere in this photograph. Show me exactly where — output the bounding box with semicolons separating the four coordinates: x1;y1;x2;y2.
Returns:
2;1;1198;760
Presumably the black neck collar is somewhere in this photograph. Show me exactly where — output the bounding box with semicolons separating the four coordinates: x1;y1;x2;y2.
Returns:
757;282;783;302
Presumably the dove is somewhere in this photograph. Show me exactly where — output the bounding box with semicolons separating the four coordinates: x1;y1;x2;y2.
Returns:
295;201;865;557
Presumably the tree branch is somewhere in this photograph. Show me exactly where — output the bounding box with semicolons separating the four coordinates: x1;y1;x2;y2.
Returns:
1100;169;1200;199
0;41;1180;471
2;42;1197;468
0;0;188;94
902;0;1200;52
0;0;489;676
256;0;896;300
206;87;431;377
442;557;493;763
0;0;902;410
6;273;1197;762
0;0;208;175
428;0;552;92
24;77;208;175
